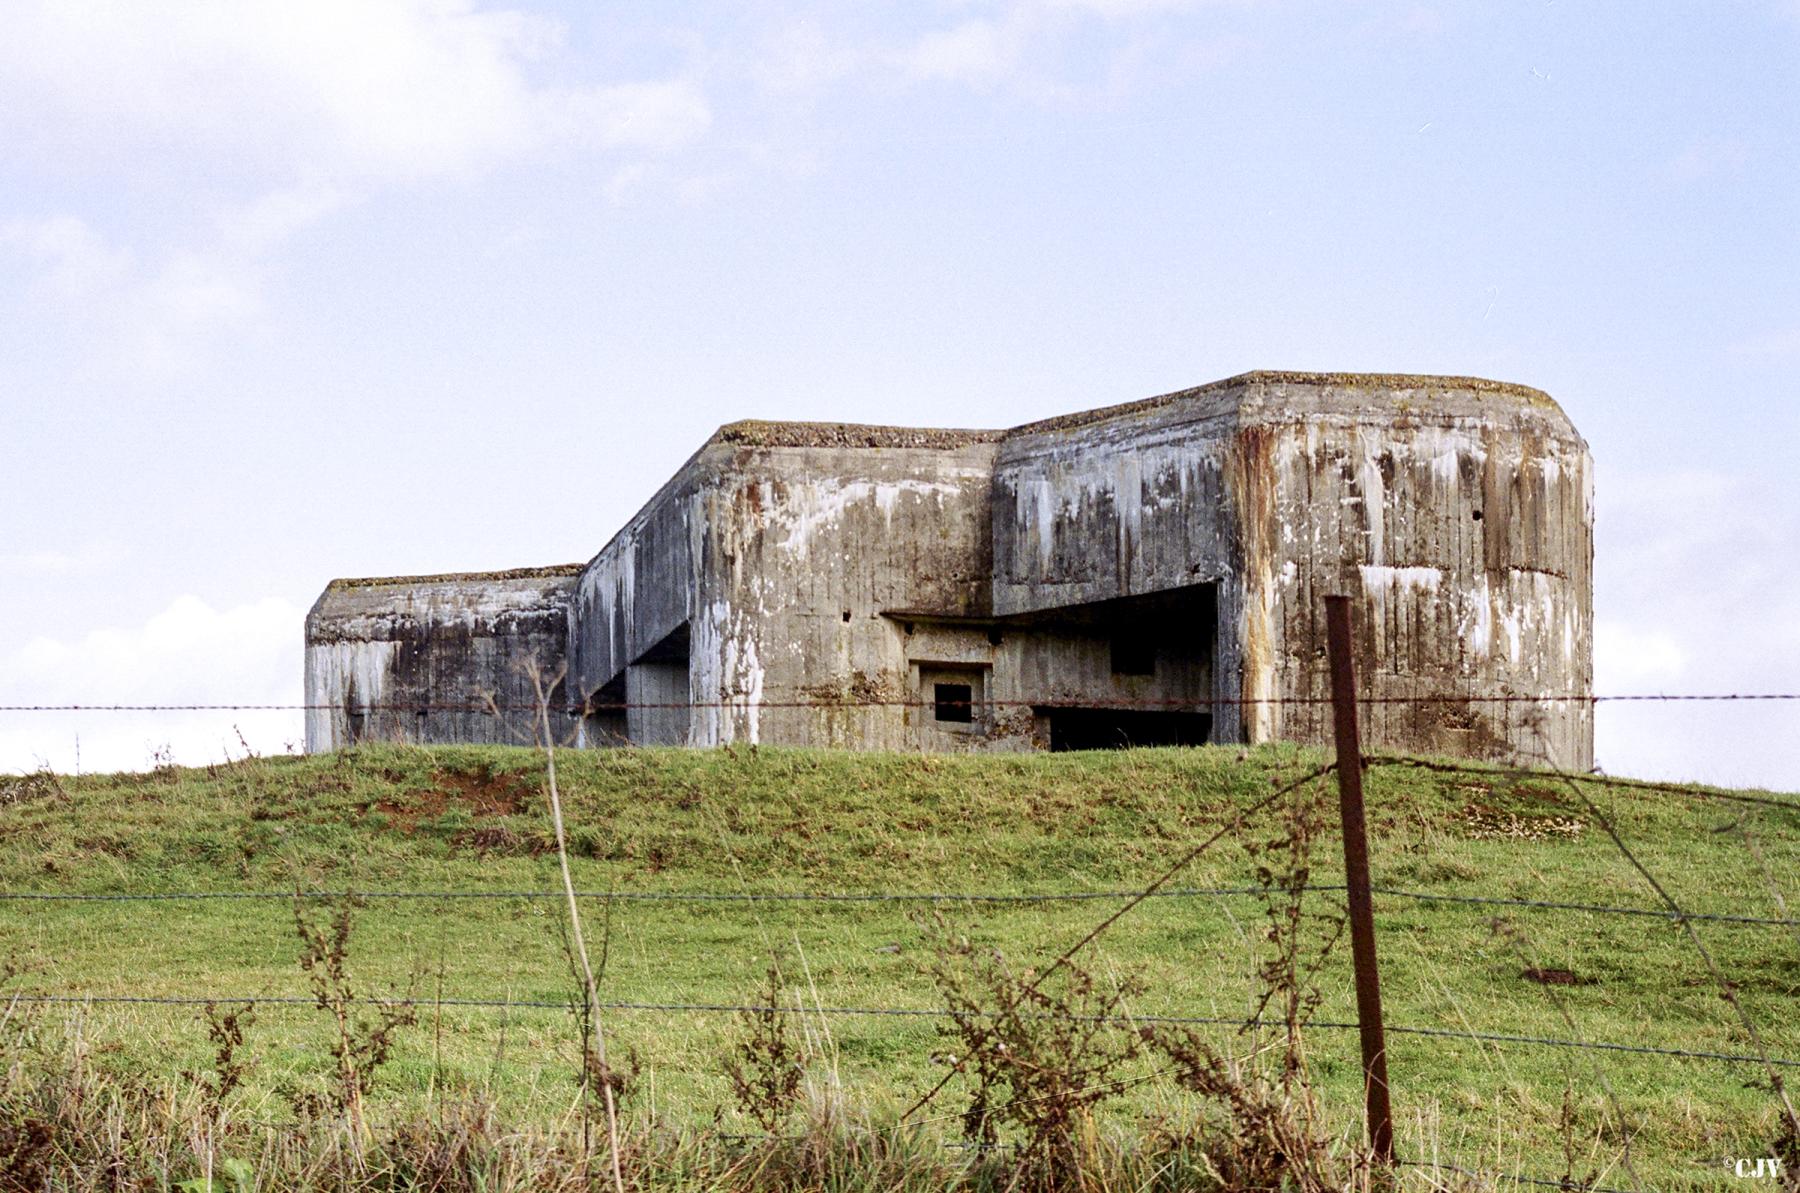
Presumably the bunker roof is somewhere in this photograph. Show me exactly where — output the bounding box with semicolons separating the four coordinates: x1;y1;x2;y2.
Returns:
1008;370;1562;437
708;371;1562;448
712;420;1005;450
323;565;584;592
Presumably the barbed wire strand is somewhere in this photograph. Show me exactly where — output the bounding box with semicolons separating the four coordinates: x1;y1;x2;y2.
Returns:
3;883;1797;929
1367;888;1798;928
1525;737;1800;1140
11;733;1793;818
3;692;1798;714
9;994;1795;1070
1366;754;1800;814
899;760;1337;1122
5;696;1797;1159
0;885;1317;904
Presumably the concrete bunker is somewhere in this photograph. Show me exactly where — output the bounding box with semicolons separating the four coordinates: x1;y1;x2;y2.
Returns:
306;371;1594;769
304;566;580;749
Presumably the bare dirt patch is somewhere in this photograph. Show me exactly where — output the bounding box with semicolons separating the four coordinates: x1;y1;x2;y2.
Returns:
368;766;535;833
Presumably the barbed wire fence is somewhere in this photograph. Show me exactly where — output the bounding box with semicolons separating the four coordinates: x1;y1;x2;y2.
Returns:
2;667;1797;1187
6;692;1799;711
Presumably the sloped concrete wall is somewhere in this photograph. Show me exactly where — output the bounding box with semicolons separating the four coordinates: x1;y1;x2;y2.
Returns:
991;384;1247;742
304;568;579;751
993;387;1243;613
567;460;706;710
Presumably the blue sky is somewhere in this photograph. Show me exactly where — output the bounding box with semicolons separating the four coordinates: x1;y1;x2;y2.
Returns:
2;0;1796;786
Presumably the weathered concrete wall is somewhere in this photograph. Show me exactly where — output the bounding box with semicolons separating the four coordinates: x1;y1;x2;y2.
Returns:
993;388;1246;741
567;458;705;712
985;372;1592;767
889;597;1216;751
678;422;1225;754
994;392;1242;611
304;567;580;751
627;659;690;745
689;425;1005;749
1233;376;1592;769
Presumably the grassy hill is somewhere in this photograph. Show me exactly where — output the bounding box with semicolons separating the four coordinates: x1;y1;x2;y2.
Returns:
1;743;1796;1188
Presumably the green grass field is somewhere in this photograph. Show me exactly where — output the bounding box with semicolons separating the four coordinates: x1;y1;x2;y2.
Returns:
1;743;1795;1188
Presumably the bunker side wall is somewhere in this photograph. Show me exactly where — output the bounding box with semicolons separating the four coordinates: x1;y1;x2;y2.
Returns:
303;573;576;751
1233;379;1594;768
568;466;707;713
991;387;1248;742
987;378;1592;766
689;442;1002;749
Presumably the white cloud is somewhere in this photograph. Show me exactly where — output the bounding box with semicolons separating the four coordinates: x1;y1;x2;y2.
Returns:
1040;0;1209;15
602;162;655;208
736;4;1243;121
749;8;1198;101
129;253;265;371
563;79;712;153
751;21;864;95
218;185;350;256
1;215;265;377
0;541;121;581
0;0;706;184
893;0;1246;101
0;595;305;774
0;2;711;374
0;216;132;303
674;172;733;207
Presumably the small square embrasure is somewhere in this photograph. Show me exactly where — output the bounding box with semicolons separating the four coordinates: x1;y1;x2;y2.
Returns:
934;682;974;723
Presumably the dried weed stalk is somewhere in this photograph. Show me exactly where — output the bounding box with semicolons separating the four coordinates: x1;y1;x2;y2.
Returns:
723;958;807;1134
925;913;1145;1187
185;1001;257;1125
523;660;627;1193
1138;779;1351;1193
292;894;416;1133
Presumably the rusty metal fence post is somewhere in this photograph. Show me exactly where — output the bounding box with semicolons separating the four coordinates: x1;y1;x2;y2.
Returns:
1324;594;1395;1164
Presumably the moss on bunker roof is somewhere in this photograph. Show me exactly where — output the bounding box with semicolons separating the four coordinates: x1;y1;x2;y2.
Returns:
714;420;1005;449
710;371;1561;448
1008;370;1562;437
326;564;584;591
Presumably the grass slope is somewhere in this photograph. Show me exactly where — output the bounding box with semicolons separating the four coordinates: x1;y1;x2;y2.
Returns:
1;744;1796;1187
